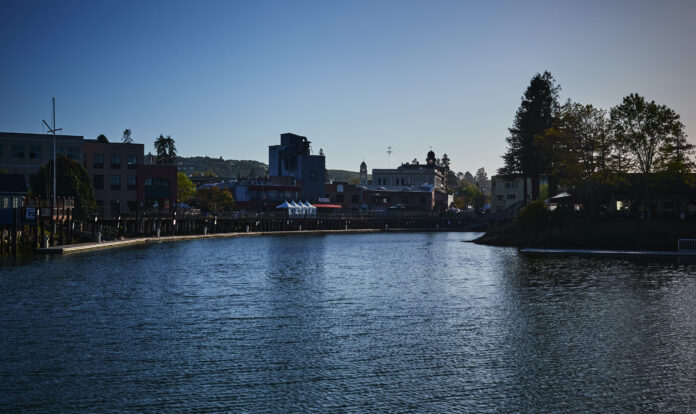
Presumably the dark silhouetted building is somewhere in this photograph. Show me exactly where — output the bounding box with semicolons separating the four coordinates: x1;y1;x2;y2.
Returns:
268;133;325;201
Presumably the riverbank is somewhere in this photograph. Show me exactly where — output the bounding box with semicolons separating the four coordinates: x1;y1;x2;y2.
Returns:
35;228;449;254
475;217;696;251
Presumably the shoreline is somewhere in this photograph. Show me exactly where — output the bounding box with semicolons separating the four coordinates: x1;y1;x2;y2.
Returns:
35;228;464;255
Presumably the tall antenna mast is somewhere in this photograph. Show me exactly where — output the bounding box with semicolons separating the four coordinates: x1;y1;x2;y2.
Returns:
387;146;393;168
43;97;61;234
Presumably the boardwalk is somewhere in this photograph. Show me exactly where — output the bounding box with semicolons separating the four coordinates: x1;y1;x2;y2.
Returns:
520;248;696;257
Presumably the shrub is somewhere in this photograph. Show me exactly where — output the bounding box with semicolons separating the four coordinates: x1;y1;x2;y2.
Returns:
517;200;548;232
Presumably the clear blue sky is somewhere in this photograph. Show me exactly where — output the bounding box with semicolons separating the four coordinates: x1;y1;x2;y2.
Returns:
2;0;694;174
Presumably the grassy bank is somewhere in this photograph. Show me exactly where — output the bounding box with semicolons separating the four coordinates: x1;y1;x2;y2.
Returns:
476;217;696;251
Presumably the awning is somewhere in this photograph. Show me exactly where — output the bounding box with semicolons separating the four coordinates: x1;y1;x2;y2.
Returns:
313;204;342;209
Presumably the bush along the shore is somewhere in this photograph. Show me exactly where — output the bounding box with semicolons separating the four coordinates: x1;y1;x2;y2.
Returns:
477;205;694;251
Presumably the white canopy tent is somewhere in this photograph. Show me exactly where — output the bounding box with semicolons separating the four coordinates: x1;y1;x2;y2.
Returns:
276;200;317;216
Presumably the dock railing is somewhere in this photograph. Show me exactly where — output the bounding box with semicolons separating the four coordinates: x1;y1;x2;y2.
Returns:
678;239;696;252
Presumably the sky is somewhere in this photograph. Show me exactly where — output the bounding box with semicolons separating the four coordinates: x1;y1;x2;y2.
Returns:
1;0;695;175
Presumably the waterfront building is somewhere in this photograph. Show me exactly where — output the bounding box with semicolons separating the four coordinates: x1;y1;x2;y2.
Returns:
324;180;448;212
84;140;178;215
0;132;83;186
137;164;178;212
268;133;326;201
325;181;364;211
83;139;144;215
371;150;445;191
0;131;178;216
233;176;302;211
490;175;532;213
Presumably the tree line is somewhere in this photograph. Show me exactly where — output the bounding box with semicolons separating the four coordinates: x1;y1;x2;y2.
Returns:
499;71;692;207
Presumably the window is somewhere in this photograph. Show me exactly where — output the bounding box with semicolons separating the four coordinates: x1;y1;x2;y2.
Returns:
507;194;516;200
11;145;24;158
110;175;121;190
127;175;137;189
67;147;80;160
93;153;104;168
127;155;137;169
111;154;121;168
0;144;3;158
29;145;42;159
93;175;104;190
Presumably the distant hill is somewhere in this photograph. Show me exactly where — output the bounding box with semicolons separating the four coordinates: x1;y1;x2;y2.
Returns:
327;169;361;182
177;156;268;178
178;156;361;181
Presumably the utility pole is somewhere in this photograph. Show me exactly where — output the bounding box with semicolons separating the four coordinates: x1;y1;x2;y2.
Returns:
43;97;62;237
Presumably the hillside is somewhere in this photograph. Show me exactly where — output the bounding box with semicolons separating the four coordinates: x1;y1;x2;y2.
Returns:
177;156;268;178
178;156;360;181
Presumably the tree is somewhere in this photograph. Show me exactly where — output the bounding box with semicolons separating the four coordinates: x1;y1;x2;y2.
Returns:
475;167;488;189
166;135;177;163
318;148;325;157
194;187;235;212
611;93;687;175
441;154;450;169
29;155;97;219
97;134;109;143
177;172;196;203
445;170;459;190
462;171;476;187
122;129;133;143
455;183;486;210
500;71;560;204
155;134;177;165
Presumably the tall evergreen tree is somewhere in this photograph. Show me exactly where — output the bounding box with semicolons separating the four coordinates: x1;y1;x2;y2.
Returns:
500;71;560;204
165;135;177;163
154;134;177;165
154;134;168;164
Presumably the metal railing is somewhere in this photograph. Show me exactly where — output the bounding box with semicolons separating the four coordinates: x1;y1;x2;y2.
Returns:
678;239;696;251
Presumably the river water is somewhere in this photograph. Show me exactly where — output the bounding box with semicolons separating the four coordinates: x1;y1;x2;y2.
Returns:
1;232;695;412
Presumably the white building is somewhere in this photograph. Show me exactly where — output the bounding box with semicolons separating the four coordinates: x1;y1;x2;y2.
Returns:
491;175;532;213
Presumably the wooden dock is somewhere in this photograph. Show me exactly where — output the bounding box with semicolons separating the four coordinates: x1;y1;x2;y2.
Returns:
520;248;696;257
34;228;387;254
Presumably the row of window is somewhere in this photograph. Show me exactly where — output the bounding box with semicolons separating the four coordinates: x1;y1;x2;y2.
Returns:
495;194;517;200
374;176;435;187
0;144;80;160
93;175;137;190
91;153;137;169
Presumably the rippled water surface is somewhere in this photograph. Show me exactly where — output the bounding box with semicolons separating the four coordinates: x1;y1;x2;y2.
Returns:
2;232;696;412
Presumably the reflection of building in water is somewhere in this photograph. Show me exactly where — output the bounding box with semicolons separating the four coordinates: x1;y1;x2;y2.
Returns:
268;133;326;201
